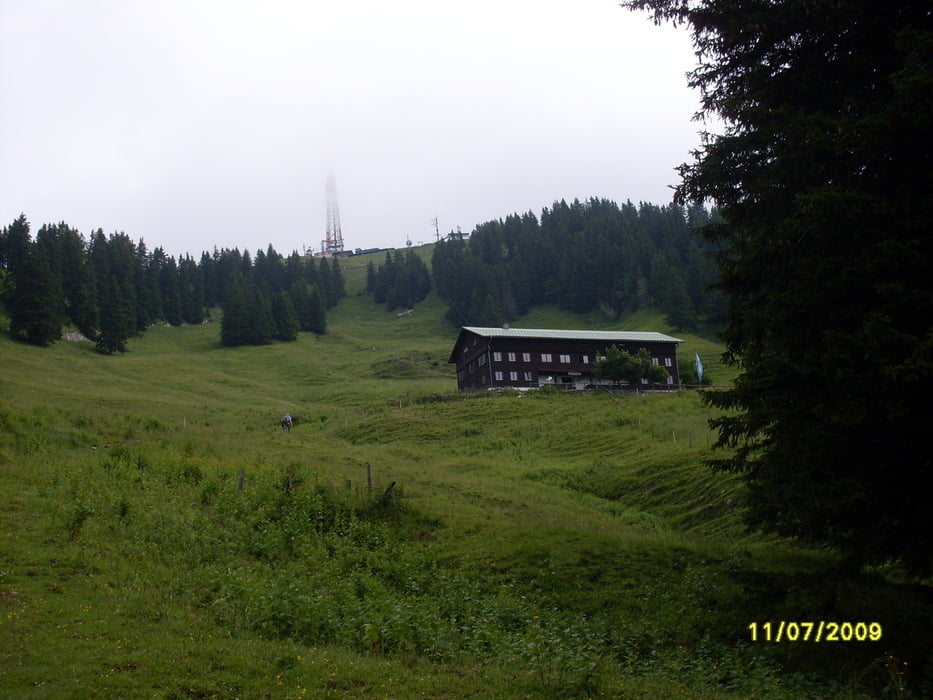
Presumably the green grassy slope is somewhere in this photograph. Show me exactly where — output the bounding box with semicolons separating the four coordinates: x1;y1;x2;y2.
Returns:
0;274;928;699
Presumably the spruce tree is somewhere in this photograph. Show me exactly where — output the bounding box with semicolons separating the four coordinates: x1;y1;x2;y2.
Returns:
289;281;312;332
365;260;376;294
330;257;345;300
178;255;205;325
160;256;182;326
96;275;129;354
3;215;31;283
9;241;64;346
624;0;933;573
318;256;337;308
220;274;249;346
244;286;273;345
145;247;167;325
306;284;327;335
282;251;304;294
271;290;298;341
133;240;155;332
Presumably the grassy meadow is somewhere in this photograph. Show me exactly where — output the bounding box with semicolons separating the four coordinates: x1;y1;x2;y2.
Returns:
1;252;929;699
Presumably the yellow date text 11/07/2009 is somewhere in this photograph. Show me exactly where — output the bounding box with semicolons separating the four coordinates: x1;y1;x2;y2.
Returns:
748;621;882;642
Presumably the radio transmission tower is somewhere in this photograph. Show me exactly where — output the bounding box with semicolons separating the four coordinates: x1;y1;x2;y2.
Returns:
321;174;345;256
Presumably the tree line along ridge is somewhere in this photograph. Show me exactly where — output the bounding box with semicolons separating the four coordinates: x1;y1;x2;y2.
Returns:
0;215;346;352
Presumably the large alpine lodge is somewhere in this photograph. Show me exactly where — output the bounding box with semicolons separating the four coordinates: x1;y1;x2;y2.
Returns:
448;326;684;392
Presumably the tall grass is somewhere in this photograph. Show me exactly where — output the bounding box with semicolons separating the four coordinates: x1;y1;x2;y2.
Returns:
0;287;929;698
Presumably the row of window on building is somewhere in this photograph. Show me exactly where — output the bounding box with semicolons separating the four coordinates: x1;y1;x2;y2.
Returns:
472;369;675;385
488;351;587;364
494;370;534;382
488;351;673;368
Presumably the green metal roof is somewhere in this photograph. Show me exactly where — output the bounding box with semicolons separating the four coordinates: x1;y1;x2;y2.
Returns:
460;326;683;344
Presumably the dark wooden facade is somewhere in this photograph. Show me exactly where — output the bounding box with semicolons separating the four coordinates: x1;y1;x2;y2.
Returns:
448;327;684;392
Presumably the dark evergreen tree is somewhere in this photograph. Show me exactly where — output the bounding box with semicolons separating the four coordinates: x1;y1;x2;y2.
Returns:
365;260;377;294
284;251;304;292
199;250;219;309
87;229;109;295
9;239;64;346
220;273;249;347
96;274;130;354
271;290;298;341
2;215;31;279
404;250;431;306
219;250;327;346
290;281;312;332
384;283;399;310
178;255;205;325
145;247;168;325
244;286;273;345
30;222;97;338
302;252;321;291
367;249;431;311
133;240;154;331
1;214;31;304
94;233;137;354
251;247;268;290
159;255;182;326
330;257;345;300
264;245;286;293
212;248;244;307
318;256;336;307
659;265;698;331
624;0;933;573
2;217;326;350
433;197;719;326
59;224;98;339
305;284;327;335
372;252;394;304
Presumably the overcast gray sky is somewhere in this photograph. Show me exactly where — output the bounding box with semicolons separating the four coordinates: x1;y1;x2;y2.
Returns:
1;0;704;258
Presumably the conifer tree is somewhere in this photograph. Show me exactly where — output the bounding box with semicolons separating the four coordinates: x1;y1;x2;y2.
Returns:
624;0;932;573
96;274;130;354
289;281;312;333
330;257;345;300
93;233;137;354
271;290;298;341
661;267;697;331
144;247;167;325
220;274;249;346
283;251;304;292
264;245;286;293
2;215;31;284
133;240;154;332
244;286;273;345
9;240;64;346
365;260;376;295
318;256;337;308
160;256;182;326
305;284;327;335
199;251;219;309
178;255;205;325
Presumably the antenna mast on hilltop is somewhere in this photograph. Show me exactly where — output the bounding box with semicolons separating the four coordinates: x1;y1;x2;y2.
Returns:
321;174;345;256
